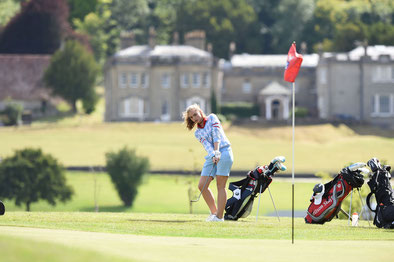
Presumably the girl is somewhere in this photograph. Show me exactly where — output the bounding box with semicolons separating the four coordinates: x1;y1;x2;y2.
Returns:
183;104;233;222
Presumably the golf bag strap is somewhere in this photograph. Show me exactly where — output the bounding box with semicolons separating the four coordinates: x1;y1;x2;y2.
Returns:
366;192;376;213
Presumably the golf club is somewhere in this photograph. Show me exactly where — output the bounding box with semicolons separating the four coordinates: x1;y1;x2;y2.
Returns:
190;164;216;203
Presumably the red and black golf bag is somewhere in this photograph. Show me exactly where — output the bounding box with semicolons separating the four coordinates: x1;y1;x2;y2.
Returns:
366;158;394;229
305;163;365;224
224;157;286;221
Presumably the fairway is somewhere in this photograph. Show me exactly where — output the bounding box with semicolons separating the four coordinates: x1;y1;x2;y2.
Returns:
0;213;393;262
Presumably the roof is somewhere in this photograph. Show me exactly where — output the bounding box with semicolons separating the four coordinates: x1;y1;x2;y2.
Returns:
115;45;212;60
0;54;51;101
230;53;319;68
259;81;291;96
322;45;394;61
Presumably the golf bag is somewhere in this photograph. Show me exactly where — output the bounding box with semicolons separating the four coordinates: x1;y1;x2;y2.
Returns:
366;158;394;229
224;156;286;221
305;163;366;224
0;200;4;215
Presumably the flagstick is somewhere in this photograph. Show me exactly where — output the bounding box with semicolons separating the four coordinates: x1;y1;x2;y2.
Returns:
292;81;295;244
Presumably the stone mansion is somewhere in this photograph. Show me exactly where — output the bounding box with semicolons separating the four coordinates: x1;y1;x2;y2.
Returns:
104;30;394;128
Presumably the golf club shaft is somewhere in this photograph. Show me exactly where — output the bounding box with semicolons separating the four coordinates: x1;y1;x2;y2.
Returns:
190;164;216;202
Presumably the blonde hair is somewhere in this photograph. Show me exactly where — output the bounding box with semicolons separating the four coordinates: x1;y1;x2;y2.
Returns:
182;104;206;130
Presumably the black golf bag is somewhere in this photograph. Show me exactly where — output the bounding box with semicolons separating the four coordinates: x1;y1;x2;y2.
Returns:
366;158;394;229
0;200;4;215
224;158;285;221
305;163;365;224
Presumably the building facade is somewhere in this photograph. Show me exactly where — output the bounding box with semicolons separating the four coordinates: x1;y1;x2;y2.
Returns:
0;54;58;119
221;54;318;120
104;40;394;127
104;31;220;122
317;46;394;127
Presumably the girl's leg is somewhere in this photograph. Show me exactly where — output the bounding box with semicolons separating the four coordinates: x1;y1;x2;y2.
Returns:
215;175;228;219
198;176;217;215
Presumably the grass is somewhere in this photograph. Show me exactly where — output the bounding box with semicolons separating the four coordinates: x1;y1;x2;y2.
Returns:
2;173;317;215
0;87;393;173
0;121;393;174
0;213;393;262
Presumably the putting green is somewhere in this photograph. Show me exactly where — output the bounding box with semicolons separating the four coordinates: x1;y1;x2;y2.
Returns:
0;226;392;262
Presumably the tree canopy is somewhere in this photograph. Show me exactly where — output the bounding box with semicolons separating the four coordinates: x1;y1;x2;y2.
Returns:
0;148;73;211
0;0;70;54
44;40;99;113
1;0;393;57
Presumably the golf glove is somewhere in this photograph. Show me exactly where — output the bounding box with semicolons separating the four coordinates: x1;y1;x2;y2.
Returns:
214;150;221;159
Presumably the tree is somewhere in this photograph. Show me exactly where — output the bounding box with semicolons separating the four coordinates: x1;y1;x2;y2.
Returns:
0;148;73;211
73;12;109;64
180;0;258;58
0;0;70;54
67;0;99;25
0;101;23;126
105;147;150;207
44;40;99;113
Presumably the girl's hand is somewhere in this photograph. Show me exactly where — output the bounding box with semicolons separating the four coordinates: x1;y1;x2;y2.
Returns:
213;150;221;164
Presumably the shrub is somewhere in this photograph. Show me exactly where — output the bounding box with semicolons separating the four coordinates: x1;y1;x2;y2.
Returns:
105;147;150;207
220;102;259;119
0;148;73;211
1;102;23;126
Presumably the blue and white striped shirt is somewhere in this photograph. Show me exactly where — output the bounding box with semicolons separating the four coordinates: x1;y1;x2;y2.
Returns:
194;114;231;158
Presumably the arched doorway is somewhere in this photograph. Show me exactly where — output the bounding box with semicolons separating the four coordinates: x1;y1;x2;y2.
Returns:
272;100;280;119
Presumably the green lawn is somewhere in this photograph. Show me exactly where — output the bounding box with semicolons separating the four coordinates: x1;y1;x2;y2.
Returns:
0;121;393;174
2;173;317;216
0;213;393;262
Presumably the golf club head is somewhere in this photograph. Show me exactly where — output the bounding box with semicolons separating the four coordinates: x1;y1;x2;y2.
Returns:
271;156;286;164
274;161;287;172
367;157;381;173
358;167;371;177
348;162;366;172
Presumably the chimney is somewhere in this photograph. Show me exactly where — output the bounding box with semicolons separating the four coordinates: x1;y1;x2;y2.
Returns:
148;26;156;49
229;42;236;58
207;43;213;53
184;30;206;50
172;32;179;45
120;31;135;49
300;41;307;54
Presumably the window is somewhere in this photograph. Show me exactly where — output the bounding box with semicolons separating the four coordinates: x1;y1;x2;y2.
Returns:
192;73;200;87
141;73;149;88
120;97;144;118
202;72;210;88
130;73;138;88
181;73;189;88
373;66;393;82
186;96;205;112
161;73;170;88
119;73;127;88
242;80;252;94
379;95;390;113
371;94;394;117
161;100;170;121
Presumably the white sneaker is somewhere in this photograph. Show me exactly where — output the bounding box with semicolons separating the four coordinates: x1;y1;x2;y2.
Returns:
210;215;224;222
206;214;216;221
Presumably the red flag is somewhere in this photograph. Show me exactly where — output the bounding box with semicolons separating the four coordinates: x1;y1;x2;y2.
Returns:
284;42;303;82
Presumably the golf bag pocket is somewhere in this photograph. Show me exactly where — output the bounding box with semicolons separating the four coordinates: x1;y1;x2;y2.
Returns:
305;164;365;224
366;158;394;228
225;176;258;220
